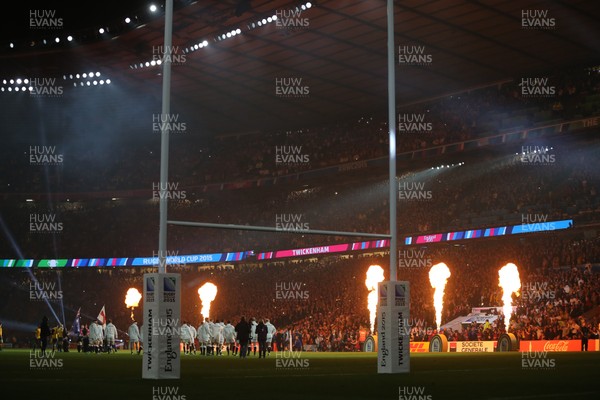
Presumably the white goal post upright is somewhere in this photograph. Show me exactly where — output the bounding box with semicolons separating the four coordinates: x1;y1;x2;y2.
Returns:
376;0;410;375
143;0;182;380
158;0;173;276
387;0;398;285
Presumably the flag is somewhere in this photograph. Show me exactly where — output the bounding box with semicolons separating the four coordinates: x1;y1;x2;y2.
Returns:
71;307;81;336
97;305;106;328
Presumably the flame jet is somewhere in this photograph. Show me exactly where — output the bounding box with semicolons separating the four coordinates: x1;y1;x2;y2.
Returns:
429;262;451;330
498;263;521;332
124;288;142;320
198;282;218;319
365;265;385;333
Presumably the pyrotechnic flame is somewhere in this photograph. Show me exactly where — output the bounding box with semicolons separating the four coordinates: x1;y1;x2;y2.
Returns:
125;287;142;320
198;282;218;319
124;288;142;309
428;262;451;330
498;263;521;332
365;265;385;334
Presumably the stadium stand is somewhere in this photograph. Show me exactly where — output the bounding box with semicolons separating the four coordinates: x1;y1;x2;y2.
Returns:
1;66;599;351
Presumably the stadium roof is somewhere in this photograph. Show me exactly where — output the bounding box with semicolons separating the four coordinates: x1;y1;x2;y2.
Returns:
2;0;600;136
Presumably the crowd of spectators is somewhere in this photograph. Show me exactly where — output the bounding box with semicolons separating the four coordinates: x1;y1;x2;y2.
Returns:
1;65;599;194
1;135;598;259
0;231;598;351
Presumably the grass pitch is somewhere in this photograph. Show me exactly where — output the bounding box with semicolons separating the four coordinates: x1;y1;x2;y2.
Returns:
1;350;599;400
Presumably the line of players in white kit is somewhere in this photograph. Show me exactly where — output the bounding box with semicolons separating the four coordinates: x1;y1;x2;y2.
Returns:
180;317;277;356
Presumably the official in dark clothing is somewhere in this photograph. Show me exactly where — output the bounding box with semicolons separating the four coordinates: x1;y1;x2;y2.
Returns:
234;316;251;359
256;319;268;358
580;320;590;351
275;331;283;352
39;316;52;355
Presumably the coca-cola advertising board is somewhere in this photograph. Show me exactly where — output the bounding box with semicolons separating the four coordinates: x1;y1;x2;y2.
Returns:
519;340;599;352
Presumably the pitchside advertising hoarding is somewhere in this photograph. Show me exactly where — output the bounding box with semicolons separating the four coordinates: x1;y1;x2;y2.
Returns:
520;340;599;352
142;273;181;379
454;341;496;352
410;340;600;353
377;281;410;373
425;340;600;352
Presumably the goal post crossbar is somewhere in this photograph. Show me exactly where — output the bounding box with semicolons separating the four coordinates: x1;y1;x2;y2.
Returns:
167;220;391;239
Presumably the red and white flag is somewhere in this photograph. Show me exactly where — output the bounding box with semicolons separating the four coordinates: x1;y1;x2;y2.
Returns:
97;305;106;328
